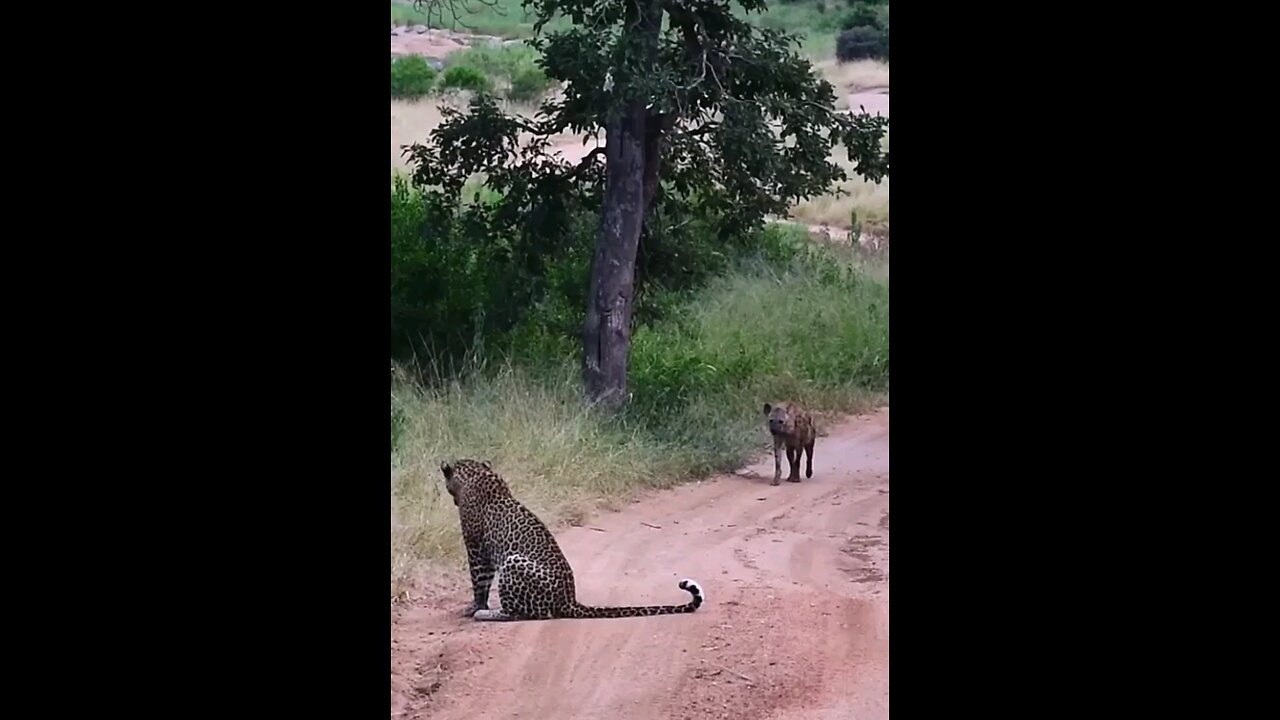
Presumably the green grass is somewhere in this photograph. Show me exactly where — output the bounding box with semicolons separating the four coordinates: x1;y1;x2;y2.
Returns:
390;226;888;596
745;0;847;57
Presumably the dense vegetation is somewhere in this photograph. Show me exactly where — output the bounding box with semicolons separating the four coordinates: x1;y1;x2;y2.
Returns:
836;1;889;62
390;55;437;98
403;0;888;405
392;44;554;101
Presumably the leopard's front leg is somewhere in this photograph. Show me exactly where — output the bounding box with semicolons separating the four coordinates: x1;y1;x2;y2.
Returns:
460;536;495;617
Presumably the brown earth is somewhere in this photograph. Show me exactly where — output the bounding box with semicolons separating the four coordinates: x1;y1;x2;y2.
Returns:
391;407;890;720
390;26;505;61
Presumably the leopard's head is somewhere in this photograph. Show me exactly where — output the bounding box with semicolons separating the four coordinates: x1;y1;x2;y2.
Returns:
439;458;496;507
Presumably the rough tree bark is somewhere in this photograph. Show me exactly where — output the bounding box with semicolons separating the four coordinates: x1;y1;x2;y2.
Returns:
582;1;664;408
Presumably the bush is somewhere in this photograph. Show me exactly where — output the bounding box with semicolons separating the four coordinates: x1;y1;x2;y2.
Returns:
439;65;493;93
391;169;817;374
448;43;538;80
390;174;525;364
507;66;553;103
390;55;437;99
837;25;889;62
445;44;553;102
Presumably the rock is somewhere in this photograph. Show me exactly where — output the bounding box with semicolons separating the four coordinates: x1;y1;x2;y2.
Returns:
413;24;428;34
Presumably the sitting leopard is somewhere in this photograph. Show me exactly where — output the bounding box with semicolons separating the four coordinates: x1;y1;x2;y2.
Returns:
763;401;816;486
440;458;705;621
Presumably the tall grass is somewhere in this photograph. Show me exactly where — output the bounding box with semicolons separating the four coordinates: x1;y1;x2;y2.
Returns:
789;134;891;230
390;231;889;596
789;172;890;230
391;365;687;595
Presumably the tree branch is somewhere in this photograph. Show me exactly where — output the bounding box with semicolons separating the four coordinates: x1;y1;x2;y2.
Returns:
564;146;607;181
409;0;507;32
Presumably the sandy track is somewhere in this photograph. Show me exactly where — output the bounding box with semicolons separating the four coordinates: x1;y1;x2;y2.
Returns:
848;91;889;118
391;407;889;720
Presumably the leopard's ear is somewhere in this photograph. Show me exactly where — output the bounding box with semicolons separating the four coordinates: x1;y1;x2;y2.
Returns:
481;459;492;470
763;403;772;416
440;461;453;479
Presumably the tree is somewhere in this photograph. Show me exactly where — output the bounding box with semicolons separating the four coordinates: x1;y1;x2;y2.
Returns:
404;0;890;408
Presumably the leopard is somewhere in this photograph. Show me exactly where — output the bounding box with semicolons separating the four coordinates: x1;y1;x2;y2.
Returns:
763;401;816;486
440;458;705;621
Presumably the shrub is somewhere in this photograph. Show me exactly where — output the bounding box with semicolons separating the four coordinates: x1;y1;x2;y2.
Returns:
390;171;815;373
390;55;437;99
448;43;539;79
439;65;493;93
837;25;889;62
445;44;552;102
507;66;553;102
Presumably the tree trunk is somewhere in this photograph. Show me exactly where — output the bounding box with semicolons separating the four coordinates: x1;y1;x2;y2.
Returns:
635;112;673;326
582;2;663;408
642;113;672;220
582;106;647;407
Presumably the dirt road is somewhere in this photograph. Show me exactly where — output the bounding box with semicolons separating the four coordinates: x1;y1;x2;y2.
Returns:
848;91;889;118
391;407;889;720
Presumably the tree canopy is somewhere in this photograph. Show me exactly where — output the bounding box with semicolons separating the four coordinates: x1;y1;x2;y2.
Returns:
402;0;889;404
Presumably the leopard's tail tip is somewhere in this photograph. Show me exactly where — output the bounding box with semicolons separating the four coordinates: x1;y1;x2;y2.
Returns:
678;578;705;609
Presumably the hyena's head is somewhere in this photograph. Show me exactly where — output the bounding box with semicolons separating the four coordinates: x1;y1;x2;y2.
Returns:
763;403;796;437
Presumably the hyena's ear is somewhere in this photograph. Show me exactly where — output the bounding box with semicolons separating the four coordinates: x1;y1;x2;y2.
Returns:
763;403;772;415
440;461;453;479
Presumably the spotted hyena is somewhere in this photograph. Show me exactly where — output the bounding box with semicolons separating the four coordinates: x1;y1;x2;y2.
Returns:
763;402;816;486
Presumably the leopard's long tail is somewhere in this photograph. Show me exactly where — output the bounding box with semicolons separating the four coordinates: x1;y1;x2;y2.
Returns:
567;579;705;619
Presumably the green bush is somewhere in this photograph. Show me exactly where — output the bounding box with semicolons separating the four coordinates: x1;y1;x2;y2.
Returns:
390;174;527;364
391;166;820;375
390;55;437;99
837;25;889;61
842;4;884;30
446;44;553;102
439;65;493;93
507;66;553;102
448;43;538;78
